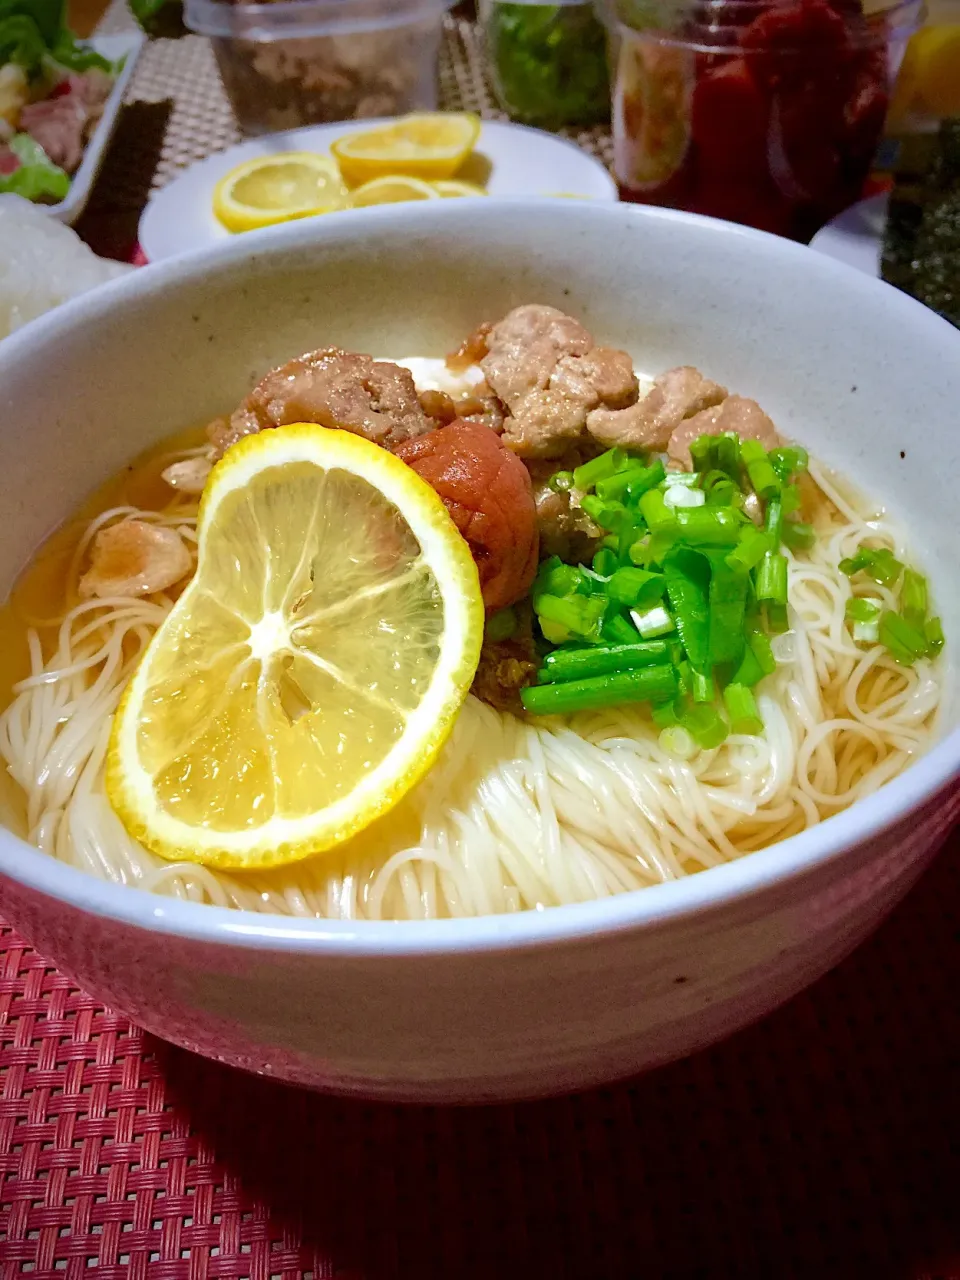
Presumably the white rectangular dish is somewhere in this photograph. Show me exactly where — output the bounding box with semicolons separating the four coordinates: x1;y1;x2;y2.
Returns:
44;32;145;226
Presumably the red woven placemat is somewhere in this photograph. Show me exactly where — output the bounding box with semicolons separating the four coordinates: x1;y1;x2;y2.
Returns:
2;831;959;1280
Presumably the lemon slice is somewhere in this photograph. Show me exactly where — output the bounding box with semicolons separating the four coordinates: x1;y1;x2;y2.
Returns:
431;179;488;198
212;153;348;233
332;113;481;185
349;176;441;207
106;425;484;871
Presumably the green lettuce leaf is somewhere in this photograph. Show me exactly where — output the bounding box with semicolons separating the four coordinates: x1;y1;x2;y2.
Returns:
0;14;46;72
0;132;70;201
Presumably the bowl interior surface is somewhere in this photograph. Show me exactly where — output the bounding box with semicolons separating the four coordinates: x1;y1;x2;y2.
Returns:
0;200;957;940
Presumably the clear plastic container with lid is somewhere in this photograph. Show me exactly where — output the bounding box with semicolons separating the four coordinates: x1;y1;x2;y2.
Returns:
598;0;923;241
478;0;611;128
185;0;455;135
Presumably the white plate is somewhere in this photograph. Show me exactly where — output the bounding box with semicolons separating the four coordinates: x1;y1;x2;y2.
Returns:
139;118;618;261
44;33;145;227
809;193;888;278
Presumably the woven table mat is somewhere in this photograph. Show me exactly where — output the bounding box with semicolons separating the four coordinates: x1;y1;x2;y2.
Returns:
74;8;613;257
2;837;959;1278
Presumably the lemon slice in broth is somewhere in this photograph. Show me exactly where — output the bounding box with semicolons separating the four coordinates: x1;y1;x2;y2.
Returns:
107;425;484;870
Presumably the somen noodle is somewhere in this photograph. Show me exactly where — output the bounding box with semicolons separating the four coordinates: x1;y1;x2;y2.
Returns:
0;445;942;920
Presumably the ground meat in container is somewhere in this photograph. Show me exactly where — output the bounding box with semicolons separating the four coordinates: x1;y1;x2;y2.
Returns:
210;348;432;457
394;420;539;613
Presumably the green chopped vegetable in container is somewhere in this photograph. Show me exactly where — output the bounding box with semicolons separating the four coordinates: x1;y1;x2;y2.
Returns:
479;0;610;129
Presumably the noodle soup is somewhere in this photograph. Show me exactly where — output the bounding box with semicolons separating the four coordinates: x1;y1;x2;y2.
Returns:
0;315;945;922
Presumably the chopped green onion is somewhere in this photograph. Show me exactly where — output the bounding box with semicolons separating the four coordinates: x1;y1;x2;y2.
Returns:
663;546;710;671
764;497;783;547
879;610;928;666
485;608;518;642
723;683;764;735
580;495;630;532
618;515;640;563
691;669;715;703
630;604;675;639
781;521;816;551
535;559;583;599
674;507;741;546
769;446;808;479
704;473;738;508
704;554;748;667
536;593;606;642
548;470;574;493
601;611;640;645
607;567;667;609
765;602;789;633
901;569;928;630
731;644;764;687
639;489;677;532
681;703;728;749
625;460;667;503
659;725;698;759
662;471;702;489
727;528;771;572
521;665;678;716
663;486;707;510
781;483;801;517
573;448;625;491
714;433;740;478
651;698;680;728
749;629;777;675
845;597;881;644
741;439;781;499
924;616;945;657
538;640;671;683
597;460;664;502
689;436;715;471
592;547;618;578
839;543;903;586
756;552;788;605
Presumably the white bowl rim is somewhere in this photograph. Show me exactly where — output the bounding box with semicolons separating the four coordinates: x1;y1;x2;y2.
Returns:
1;199;958;955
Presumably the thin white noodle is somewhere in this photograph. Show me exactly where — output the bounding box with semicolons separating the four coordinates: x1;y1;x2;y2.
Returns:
0;463;944;919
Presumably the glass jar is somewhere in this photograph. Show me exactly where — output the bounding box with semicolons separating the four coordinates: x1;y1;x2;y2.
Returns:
479;0;611;129
600;0;924;240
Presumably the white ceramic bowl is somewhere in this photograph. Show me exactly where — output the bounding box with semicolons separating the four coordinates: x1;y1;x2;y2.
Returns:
0;202;958;1103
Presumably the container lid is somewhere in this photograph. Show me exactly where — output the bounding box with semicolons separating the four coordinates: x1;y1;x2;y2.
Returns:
186;0;455;41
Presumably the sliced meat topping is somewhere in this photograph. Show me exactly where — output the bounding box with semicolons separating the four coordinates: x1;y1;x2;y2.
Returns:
79;521;191;600
209;348;432;458
18;96;85;173
482;304;593;407
394;420;539;613
668;395;779;468
586;366;728;451
481;305;641;460
161;455;213;495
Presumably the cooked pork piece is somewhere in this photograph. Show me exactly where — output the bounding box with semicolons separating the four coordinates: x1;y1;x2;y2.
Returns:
482;305;641;459
668;395;779;468
209;348;431;457
586;366;728;450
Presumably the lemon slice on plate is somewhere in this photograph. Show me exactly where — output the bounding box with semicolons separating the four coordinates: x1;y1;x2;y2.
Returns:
107;425;484;871
332;113;481;184
213;153;348;233
349;176;441;207
431;179;488;198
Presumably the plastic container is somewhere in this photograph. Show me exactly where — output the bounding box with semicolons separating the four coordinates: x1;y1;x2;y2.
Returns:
478;0;610;128
185;0;455;135
598;0;924;242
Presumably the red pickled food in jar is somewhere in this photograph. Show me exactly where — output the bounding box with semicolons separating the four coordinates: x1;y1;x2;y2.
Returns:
609;0;920;241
